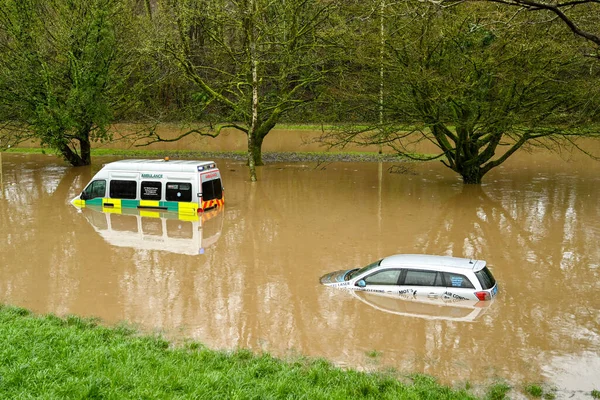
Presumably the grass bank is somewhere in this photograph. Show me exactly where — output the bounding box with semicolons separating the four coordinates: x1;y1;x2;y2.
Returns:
3;147;410;163
0;305;475;399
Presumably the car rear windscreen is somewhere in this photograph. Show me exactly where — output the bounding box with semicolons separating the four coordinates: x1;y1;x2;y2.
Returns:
475;266;496;289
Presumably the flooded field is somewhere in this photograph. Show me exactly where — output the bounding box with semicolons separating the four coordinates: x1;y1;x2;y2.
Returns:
1;146;599;396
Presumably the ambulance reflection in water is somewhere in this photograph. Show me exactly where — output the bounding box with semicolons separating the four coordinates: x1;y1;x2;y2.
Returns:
79;205;224;256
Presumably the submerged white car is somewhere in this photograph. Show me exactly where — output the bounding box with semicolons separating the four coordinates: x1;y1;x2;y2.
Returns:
320;254;498;303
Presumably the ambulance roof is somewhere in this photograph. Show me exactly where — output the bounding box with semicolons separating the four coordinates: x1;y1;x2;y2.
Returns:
100;159;217;173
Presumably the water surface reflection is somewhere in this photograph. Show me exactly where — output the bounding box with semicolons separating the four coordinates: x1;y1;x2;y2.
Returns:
78;206;224;256
347;290;492;322
0;152;598;395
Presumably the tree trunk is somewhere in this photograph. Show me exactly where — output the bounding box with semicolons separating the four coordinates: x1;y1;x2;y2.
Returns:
55;135;91;167
80;137;91;165
247;0;258;182
249;133;264;167
58;145;86;166
247;132;257;182
459;165;483;184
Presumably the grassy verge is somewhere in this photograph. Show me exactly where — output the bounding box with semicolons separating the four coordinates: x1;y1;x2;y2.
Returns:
3;147;411;163
0;305;474;399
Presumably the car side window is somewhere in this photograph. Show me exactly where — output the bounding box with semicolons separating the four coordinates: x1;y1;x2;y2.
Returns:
443;272;475;289
403;270;444;287
364;269;401;285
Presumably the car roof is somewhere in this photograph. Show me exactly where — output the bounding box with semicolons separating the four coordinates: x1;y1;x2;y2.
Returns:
379;254;486;271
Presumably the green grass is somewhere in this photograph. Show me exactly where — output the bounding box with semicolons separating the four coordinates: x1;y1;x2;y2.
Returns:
3;147;45;154
523;383;558;399
274;123;337;130
485;382;511;400
0;305;475;399
3;147;415;163
366;350;382;359
524;383;543;397
3;146;245;159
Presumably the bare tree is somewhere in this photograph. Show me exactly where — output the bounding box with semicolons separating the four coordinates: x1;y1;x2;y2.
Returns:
443;0;600;55
321;2;600;184
150;0;341;181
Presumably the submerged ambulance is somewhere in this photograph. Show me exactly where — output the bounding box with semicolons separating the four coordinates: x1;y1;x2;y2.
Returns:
72;159;224;214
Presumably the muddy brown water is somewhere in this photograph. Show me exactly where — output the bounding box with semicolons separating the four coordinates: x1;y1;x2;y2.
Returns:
1;143;599;396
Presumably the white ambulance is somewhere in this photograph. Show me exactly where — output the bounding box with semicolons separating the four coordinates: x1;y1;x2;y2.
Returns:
72;158;224;215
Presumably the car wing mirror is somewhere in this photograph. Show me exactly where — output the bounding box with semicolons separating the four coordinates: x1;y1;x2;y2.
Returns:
356;280;366;288
80;192;89;200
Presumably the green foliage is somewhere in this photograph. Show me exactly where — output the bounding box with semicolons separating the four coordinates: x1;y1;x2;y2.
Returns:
473;0;600;56
2;0;600;178
592;389;600;399
0;0;145;165
323;1;600;184
0;305;476;399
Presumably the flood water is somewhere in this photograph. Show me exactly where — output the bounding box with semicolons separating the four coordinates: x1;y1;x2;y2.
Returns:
1;144;599;397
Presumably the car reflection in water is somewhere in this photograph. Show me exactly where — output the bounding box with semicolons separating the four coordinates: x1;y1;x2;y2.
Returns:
346;289;492;322
77;205;224;256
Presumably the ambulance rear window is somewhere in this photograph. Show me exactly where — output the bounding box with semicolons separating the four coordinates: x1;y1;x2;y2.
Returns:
202;179;222;201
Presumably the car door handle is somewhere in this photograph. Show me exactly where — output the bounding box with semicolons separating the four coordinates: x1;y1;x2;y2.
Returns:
427;292;438;299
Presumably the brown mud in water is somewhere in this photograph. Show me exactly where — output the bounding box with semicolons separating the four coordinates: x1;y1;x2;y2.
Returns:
0;147;599;396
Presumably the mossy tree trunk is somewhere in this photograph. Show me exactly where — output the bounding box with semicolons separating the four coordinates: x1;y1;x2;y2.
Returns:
57;140;91;167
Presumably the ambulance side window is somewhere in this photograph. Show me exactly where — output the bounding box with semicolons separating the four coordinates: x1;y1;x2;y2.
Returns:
109;180;137;200
82;180;106;200
141;181;162;201
166;182;192;202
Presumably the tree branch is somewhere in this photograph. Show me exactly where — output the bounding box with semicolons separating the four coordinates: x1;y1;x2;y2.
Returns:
133;123;245;147
464;0;600;48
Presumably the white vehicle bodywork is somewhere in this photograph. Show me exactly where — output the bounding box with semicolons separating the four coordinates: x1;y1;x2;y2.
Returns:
71;159;224;213
320;254;498;308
